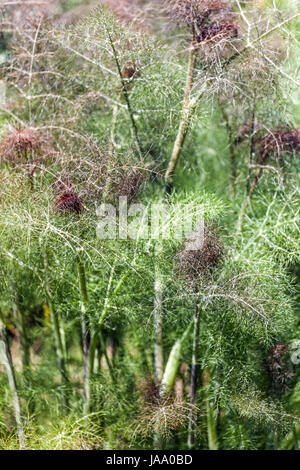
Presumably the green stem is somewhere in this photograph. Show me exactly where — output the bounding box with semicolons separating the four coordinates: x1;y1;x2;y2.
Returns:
202;369;218;450
236;193;249;234
99;332;115;383
279;425;300;450
85;263;117;413
219;104;236;195
165;29;196;193
78;260;91;413
0;319;25;448
109;104;118;156
154;240;164;383
154;321;193;450
11;287;34;413
106;26;142;156
43;252;69;408
12;288;30;371
86;262;134;413
160;321;193;395
187;301;200;450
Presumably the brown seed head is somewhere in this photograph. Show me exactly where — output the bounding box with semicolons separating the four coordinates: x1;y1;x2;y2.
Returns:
115;168;145;203
176;224;223;279
54;189;82;214
138;376;161;406
196;21;238;43
137;374;189;439
121;61;140;80
169;0;227;26
258;128;300;164
0;125;51;163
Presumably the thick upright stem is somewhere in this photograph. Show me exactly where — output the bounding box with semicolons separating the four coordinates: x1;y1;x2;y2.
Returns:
0;321;25;448
188;301;200;450
165;32;196;193
78;261;91;413
12;292;30;371
202;369;218;450
12;290;33;413
160;321;193;395
154;241;164;383
156;321;193;450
